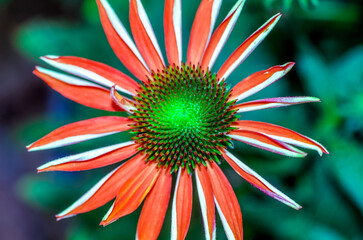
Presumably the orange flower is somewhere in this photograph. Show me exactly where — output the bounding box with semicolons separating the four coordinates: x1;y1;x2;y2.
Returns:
28;0;328;239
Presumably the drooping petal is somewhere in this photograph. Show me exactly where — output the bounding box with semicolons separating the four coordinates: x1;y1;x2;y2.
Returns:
164;0;182;65
37;141;139;172
40;55;140;96
207;161;243;240
96;0;151;82
201;0;246;70
187;0;222;65
218;13;282;80
171;168;193;240
101;161;160;226
56;154;145;220
34;67;120;111
229;130;307;157
231;121;329;156
229;62;295;102
137;167;172;240
27;116;134;151
222;150;301;209
195;166;216;240
232;96;320;113
110;85;137;113
129;0;165;72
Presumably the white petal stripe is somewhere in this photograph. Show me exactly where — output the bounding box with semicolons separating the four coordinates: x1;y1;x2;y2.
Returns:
208;0;246;69
195;170;216;240
229;133;305;157
101;0;149;71
225;150;301;209
171;168;181;240
57;166;120;219
221;13;281;80
37;141;135;171
27;131;120;152
215;198;235;240
35;67;104;88
134;0;165;65
41;56;134;96
234;62;293;102
173;0;182;63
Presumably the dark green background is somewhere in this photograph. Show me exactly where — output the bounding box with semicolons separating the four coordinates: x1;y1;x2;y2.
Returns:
0;0;362;239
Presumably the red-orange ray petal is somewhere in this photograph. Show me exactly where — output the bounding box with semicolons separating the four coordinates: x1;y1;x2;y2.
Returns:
218;13;281;80
27;116;134;151
195;165;216;240
33;67;121;112
201;0;246;70
229;62;295;102
207;161;243;240
137;167;172;240
37;142;139;172
164;0;182;65
171;168;193;240
229;129;307;157
130;0;165;72
40;55;140;96
232;96;320;113
221;150;301;209
101;161;160;226
232;121;328;155
187;0;222;65
56;154;145;220
96;0;151;82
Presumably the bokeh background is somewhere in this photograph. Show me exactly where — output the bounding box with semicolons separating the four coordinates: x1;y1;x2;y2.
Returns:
1;0;362;239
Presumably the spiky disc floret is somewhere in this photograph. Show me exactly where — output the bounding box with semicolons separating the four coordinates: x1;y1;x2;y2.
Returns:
131;63;237;173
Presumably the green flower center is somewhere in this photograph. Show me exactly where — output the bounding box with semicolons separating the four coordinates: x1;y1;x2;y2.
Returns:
131;63;237;173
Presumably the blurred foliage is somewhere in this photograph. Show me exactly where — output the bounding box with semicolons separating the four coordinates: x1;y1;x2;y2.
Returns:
14;0;363;239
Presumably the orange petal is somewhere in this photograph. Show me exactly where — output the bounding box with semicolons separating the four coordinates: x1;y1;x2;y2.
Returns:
164;0;182;65
229;62;295;102
56;154;145;220
218;13;281;80
201;0;246;70
207;161;243;240
222;150;301;209
232;96;320;113
96;0;151;82
40;55;140;96
229;129;307;157
101;161;160;226
187;0;222;65
232;121;328;155
34;67;120;112
129;0;165;72
137;167;172;240
195;165;216;240
37;142;139;172
27;116;134;151
171;168;193;240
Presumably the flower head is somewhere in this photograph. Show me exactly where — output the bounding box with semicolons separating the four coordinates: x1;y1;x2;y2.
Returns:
28;0;328;239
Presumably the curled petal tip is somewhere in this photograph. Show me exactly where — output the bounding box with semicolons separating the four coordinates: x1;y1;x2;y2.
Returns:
283;62;295;73
40;55;58;61
110;85;136;113
45;55;59;59
310;97;321;102
55;214;75;221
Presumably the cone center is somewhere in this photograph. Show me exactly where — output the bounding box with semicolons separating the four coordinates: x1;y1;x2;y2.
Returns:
131;63;237;173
